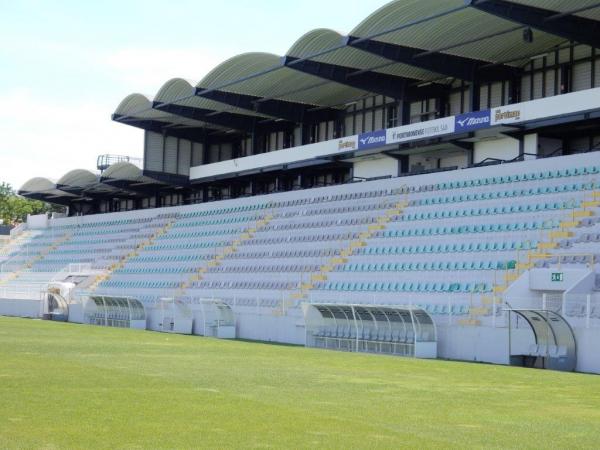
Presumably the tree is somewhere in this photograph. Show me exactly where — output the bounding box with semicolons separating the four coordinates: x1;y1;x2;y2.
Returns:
0;182;65;226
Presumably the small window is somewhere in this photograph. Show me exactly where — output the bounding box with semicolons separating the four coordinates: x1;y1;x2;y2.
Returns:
387;104;399;128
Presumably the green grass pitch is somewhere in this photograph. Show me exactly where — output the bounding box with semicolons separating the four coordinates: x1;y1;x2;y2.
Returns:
1;316;600;449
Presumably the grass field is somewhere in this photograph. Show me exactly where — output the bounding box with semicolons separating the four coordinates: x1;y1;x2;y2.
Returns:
1;317;600;449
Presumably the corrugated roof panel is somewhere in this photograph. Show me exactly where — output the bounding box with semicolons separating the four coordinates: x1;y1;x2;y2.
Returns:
199;53;282;90
194;52;366;108
155;78;269;119
102;162;157;184
115;0;600;129
287;28;444;82
19;177;56;193
351;0;465;39
114;93;217;129
57;169;98;188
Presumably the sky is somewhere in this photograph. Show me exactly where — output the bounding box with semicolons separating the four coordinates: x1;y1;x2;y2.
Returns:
0;0;391;190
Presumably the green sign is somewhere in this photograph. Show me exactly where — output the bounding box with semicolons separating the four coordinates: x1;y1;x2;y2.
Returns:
551;273;564;282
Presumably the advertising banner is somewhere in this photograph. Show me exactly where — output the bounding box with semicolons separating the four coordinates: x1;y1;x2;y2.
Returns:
455;110;491;132
490;105;525;125
386;117;455;145
358;129;387;150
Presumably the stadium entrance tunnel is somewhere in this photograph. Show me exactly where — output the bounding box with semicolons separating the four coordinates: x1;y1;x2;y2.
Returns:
303;304;437;359
507;309;577;372
43;288;69;322
83;296;146;330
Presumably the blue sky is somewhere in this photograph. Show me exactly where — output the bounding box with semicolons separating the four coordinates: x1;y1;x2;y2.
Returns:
0;0;390;189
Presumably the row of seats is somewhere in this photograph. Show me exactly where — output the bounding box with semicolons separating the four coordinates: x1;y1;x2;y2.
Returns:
433;166;598;191
144;241;229;251
100;280;180;289
416;182;596;206
131;254;212;263
339;260;516;272
270;190;389;209
354;241;536;256
114;267;196;275
208;264;322;274
314;281;491;293
228;249;340;260
156;228;248;240
260;216;377;232
401;201;578;222
53;217;153;230
379;221;557;238
178;203;271;219
173;215;262;228
192;280;296;290
313;327;416;343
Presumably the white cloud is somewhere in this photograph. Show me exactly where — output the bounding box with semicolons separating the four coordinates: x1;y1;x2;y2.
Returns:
0;89;142;190
0;44;227;190
102;47;227;94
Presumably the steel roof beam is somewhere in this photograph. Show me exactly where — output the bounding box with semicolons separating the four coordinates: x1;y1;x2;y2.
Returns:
153;103;257;133
467;0;600;48
112;115;210;142
345;35;521;82
283;56;448;100
195;87;340;123
153;103;296;134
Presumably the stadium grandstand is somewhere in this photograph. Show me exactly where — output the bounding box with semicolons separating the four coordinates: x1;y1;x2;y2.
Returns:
3;0;600;374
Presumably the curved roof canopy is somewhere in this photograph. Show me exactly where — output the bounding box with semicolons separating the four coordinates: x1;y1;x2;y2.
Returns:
20;177;57;194
57;169;121;196
18;177;77;204
115;0;600;135
19;162;171;206
101;161;156;183
57;169;98;189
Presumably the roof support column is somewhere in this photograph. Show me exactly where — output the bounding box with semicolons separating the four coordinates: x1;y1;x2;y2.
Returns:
508;75;520;105
400;100;411;126
469;78;481;112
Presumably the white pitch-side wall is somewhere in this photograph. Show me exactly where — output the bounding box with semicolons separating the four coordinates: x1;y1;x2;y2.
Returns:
0;299;41;318
575;327;600;374
353;156;398;179
234;308;306;344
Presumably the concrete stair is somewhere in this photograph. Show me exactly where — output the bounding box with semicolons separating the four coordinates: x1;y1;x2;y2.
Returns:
0;232;72;287
176;213;275;297
464;191;599;326
281;200;409;314
88;219;177;292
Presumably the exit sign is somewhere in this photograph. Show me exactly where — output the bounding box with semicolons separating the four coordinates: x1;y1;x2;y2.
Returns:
551;273;564;282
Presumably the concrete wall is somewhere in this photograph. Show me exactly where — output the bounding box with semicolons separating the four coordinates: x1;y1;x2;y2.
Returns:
0;299;41;318
529;268;592;292
574;327;600;374
473;136;520;164
27;214;48;230
4;301;600;373
353;156;398;180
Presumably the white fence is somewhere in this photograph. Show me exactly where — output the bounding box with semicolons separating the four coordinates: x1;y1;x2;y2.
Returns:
0;283;47;301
